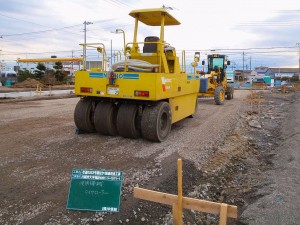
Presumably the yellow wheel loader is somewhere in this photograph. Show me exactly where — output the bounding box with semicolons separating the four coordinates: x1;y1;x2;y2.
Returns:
198;54;233;105
74;8;200;142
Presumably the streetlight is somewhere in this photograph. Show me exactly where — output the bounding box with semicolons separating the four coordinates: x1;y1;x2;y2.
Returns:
83;21;93;70
114;29;126;57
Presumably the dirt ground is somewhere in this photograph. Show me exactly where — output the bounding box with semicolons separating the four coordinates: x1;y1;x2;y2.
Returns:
0;89;299;225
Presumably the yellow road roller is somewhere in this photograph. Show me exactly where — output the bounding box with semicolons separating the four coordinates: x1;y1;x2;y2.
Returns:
74;8;200;142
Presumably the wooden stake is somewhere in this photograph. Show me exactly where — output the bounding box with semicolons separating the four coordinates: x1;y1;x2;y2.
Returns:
172;203;179;225
36;84;39;95
219;203;228;225
49;85;52;96
177;159;183;225
243;90;265;114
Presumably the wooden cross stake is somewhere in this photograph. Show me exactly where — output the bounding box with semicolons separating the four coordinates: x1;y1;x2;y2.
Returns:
134;159;238;225
243;90;265;113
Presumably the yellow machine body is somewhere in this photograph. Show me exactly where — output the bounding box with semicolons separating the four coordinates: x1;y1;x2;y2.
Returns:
75;71;198;123
198;54;233;105
198;71;228;97
74;8;200;141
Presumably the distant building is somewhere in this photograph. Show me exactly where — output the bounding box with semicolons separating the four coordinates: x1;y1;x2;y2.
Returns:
255;66;269;76
234;70;258;82
265;68;299;79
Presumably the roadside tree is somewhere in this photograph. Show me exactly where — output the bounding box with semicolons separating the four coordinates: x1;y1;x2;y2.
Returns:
17;69;34;82
34;62;46;80
53;61;65;82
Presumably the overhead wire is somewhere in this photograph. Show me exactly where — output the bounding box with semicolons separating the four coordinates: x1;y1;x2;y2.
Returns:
0;18;114;37
103;0;130;8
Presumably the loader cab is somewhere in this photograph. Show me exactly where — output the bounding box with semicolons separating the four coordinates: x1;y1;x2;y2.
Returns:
206;54;230;82
207;54;230;73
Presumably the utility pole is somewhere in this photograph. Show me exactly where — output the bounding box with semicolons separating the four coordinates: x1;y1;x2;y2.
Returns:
242;51;245;80
111;39;113;66
242;51;245;71
83;21;93;70
250;56;252;70
0;50;2;69
71;50;74;70
297;43;300;76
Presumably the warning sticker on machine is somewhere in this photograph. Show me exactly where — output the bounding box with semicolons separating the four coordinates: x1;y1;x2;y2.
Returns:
161;77;172;92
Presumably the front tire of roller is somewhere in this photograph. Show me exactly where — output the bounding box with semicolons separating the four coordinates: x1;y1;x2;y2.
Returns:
94;102;118;136
141;101;172;142
116;104;141;139
74;98;95;132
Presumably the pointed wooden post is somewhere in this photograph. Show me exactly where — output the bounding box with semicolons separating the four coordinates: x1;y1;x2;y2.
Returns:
177;159;183;225
219;203;228;225
173;159;183;225
172;203;179;225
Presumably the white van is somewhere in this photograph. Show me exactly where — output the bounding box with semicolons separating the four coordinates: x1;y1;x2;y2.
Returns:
1;71;17;86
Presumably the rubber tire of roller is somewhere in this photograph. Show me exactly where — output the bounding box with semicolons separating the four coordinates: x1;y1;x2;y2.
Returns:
141;101;172;142
74;99;95;132
116;104;141;139
94;102;118;136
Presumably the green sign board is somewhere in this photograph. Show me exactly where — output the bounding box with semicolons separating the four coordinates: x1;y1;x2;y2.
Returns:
66;168;123;212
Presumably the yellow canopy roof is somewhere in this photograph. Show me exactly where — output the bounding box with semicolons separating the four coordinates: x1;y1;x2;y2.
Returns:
17;57;83;63
129;8;180;26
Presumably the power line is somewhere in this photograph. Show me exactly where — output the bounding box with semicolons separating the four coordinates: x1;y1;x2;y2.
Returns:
0;18;114;37
1;24;82;37
0;12;52;28
103;0;130;8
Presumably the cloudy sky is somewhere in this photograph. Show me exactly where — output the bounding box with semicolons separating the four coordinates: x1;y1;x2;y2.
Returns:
0;0;299;70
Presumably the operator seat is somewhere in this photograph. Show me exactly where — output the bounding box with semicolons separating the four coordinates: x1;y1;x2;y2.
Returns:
143;36;159;53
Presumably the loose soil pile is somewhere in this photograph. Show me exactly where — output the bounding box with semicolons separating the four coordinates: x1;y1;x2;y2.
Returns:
14;78;44;88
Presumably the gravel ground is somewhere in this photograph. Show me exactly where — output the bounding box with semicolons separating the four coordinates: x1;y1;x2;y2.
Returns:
239;91;300;225
0;89;299;225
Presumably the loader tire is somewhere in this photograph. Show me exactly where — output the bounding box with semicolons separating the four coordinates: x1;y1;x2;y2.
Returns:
94;102;118;136
214;86;225;105
226;87;234;100
117;104;141;139
141;101;171;142
74;98;95;132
